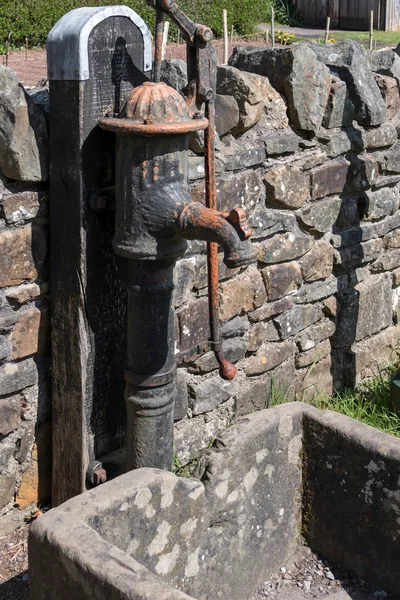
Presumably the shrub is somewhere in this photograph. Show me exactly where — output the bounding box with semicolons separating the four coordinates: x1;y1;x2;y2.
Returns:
270;0;303;26
0;0;270;48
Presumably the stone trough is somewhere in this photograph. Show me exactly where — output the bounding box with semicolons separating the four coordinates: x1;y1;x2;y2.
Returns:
29;403;400;599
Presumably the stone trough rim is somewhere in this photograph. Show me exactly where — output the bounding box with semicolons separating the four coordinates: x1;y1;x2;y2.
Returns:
29;402;400;600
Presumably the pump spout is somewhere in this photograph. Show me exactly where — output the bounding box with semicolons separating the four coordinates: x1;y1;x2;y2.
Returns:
178;202;258;269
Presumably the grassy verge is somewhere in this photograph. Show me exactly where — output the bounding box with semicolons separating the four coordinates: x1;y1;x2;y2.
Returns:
272;364;400;438
333;30;400;46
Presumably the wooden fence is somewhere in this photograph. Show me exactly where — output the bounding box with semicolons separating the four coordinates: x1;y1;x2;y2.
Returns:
293;0;400;31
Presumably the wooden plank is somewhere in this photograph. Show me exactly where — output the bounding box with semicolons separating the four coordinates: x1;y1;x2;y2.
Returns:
328;0;340;26
49;12;151;506
339;0;350;29
390;0;400;30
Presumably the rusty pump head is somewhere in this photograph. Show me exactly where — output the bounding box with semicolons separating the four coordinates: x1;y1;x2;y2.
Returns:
100;82;256;268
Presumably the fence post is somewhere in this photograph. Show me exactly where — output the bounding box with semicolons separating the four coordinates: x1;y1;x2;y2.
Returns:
223;9;229;64
271;7;275;48
369;10;374;50
324;16;331;44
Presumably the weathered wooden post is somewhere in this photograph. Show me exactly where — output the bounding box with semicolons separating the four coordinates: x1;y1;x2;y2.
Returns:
47;6;152;506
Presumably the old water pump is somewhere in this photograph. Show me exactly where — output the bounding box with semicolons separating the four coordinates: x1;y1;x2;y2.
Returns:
98;0;257;471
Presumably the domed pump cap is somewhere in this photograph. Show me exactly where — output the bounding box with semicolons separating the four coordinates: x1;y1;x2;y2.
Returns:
99;81;208;135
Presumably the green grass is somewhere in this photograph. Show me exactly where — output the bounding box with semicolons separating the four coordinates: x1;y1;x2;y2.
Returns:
272;364;400;438
333;30;400;45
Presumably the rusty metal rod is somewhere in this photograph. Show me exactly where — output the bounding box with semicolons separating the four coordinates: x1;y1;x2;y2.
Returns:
204;99;237;381
154;8;165;82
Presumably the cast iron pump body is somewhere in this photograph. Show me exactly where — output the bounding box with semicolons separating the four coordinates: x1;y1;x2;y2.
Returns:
99;1;257;472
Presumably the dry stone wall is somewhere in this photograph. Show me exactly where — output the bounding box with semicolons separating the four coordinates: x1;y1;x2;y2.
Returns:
0;73;50;529
172;40;400;464
2;37;400;521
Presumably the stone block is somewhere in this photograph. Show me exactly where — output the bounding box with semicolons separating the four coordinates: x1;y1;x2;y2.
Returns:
224;146;266;171
296;356;333;401
192;253;239;291
217;66;264;134
323;296;338;319
236;377;271;416
174;398;235;465
264;166;309;209
263;132;300;156
17;422;35;464
174;259;195;308
297;319;336;352
191;169;263;214
274;305;322;339
188;374;239;416
384;229;400;249
215;94;240;137
335;195;360;229
174;370;188;422
300;242;334;282
374;174;400;189
371;249;400;272
248;320;280;351
332;273;392;348
160;59;187;92
11;305;50;359
176;298;209;352
0;334;10;361
375;74;400;121
262;261;302;301
330;224;374;249
293;275;342;304
308;40;386;127
1;191;48;225
298;196;342;234
188;155;225;181
369;48;400;87
0;66;48;181
5;282;50;306
322;76;355;128
0;438;16;472
347;154;378;191
248;297;294;323
360;186;399;221
0;474;15;510
248;207;296;240
335;238;383;269
188;337;247;374
221;315;249;338
360;122;398;149
244;71;289;129
244;340;295;376
351;325;400;384
229;44;331;132
374;213;400;237
270;356;297;401
219;268;266;322
258;231;314;265
393;268;400;287
0;358;38;396
0;224;47;288
310;158;349;200
385;143;400;173
0;397;20;435
295;338;331;369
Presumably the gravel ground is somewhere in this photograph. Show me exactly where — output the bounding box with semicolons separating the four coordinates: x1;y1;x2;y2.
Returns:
0;523;29;600
248;545;397;600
